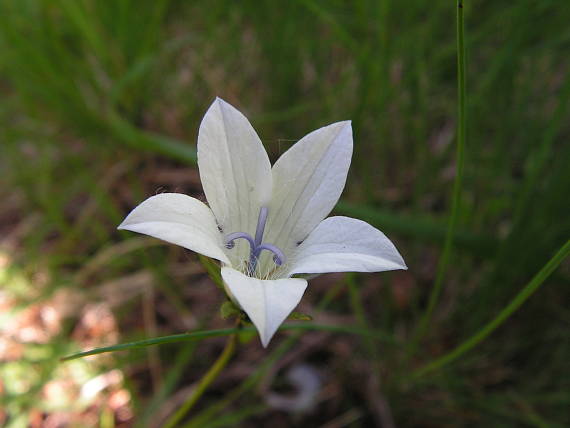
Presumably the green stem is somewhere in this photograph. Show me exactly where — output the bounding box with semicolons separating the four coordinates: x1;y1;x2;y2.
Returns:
409;239;570;379
409;0;467;353
163;333;237;428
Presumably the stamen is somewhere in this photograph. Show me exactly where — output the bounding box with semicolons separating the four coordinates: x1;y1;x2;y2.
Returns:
223;207;286;276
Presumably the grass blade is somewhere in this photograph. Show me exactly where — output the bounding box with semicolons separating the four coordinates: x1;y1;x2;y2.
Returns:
409;0;468;352
410;239;570;379
61;323;397;361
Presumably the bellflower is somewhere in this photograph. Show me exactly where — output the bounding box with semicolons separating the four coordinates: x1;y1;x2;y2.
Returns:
118;98;407;346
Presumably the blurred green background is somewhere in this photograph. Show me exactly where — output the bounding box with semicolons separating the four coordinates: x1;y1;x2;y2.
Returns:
1;0;569;427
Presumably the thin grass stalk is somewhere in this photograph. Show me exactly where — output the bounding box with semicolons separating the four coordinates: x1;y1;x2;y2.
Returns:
409;0;467;353
61;322;398;362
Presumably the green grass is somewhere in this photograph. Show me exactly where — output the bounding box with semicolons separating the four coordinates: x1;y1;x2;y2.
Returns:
1;0;569;426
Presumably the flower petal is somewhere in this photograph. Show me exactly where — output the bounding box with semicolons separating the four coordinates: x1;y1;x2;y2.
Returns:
286;216;407;276
197;98;272;265
264;121;353;256
221;267;308;347
118;193;230;264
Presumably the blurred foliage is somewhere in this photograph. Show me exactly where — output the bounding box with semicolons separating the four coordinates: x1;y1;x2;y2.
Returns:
0;0;569;426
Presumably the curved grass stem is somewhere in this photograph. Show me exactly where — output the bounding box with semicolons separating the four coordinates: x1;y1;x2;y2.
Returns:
163;332;237;428
409;239;570;379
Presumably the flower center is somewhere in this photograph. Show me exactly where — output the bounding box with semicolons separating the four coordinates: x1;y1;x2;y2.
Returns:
225;207;285;275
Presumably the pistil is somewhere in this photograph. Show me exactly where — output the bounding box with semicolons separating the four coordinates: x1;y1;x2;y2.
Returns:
225;207;285;276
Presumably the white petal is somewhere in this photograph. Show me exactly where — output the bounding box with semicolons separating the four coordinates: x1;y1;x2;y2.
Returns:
118;193;230;264
221;267;308;347
197;98;272;264
286;216;407;276
264;121;353;256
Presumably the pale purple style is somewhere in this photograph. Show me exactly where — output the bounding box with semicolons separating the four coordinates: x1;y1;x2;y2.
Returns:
225;206;286;274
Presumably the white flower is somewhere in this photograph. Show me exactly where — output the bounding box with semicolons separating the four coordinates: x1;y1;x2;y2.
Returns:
118;98;407;347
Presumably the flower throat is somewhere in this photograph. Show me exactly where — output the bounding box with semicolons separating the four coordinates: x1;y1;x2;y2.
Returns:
224;207;285;276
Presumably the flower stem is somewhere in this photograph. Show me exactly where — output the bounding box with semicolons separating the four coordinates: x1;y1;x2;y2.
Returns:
163;333;237;428
408;0;467;356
